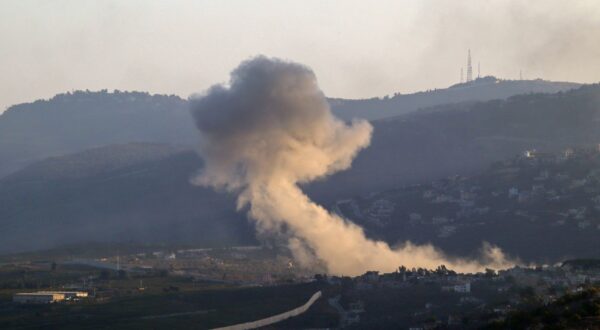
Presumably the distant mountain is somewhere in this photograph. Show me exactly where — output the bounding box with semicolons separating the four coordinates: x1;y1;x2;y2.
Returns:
0;90;196;178
0;143;255;254
329;77;581;121
0;78;582;178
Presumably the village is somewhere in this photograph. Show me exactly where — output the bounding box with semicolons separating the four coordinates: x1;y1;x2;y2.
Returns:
334;146;600;262
2;242;600;328
320;259;600;328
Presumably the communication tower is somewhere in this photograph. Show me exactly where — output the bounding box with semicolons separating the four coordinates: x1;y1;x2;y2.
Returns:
466;49;473;82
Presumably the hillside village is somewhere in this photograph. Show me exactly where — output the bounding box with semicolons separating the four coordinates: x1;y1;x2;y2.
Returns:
335;146;600;261
321;260;600;329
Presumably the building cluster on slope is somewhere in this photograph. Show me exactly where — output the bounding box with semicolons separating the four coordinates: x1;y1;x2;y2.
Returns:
319;260;600;329
336;146;600;242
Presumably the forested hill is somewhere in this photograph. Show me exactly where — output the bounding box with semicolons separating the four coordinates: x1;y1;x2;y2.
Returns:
310;83;600;200
0;90;195;177
329;76;580;121
0;143;255;253
0;78;582;178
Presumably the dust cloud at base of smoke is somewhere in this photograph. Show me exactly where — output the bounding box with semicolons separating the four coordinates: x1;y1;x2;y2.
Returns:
241;180;514;275
190;55;516;276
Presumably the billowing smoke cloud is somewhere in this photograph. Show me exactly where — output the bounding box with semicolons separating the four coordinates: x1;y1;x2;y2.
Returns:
191;56;514;275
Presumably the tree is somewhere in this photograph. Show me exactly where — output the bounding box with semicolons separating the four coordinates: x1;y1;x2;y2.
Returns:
436;265;448;275
314;274;327;282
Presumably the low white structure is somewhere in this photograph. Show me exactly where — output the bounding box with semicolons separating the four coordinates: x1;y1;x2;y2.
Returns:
442;282;471;293
453;282;471;293
13;292;65;304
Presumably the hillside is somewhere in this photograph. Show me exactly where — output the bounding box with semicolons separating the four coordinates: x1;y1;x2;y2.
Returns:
335;148;600;263
0;90;196;177
330;77;581;121
0;143;255;253
485;287;600;329
310;83;600;200
3;145;600;261
4;143;186;181
2;84;600;255
0;78;582;178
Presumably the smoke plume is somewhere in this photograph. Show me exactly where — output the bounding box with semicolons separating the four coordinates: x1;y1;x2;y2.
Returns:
191;56;514;275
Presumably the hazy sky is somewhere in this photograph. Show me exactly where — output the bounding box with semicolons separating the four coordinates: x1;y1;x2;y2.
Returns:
1;0;599;112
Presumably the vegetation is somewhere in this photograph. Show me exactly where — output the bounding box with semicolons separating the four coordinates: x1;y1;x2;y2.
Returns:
0;261;324;329
485;287;600;329
341;146;600;263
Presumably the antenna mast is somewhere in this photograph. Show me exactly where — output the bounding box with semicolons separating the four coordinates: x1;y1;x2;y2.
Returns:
466;49;473;82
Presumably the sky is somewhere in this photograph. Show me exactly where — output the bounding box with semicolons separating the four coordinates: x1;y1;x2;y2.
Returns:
1;0;599;112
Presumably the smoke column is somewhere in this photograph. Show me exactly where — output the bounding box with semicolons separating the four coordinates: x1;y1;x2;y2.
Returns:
191;56;514;275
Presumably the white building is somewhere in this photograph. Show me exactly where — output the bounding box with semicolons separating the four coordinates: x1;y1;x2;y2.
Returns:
453;282;471;293
13;292;65;304
442;282;471;293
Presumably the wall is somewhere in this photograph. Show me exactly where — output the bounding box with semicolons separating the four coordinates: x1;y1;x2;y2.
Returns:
212;290;322;330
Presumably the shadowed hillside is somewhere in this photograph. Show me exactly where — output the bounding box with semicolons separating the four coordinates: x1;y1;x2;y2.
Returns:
0;90;196;177
310;84;600;201
336;147;600;263
0;143;255;253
